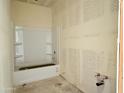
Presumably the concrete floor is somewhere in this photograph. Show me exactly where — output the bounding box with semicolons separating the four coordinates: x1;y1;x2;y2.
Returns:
14;76;84;93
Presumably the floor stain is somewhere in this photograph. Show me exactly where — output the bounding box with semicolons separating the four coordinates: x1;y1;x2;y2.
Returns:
14;76;84;93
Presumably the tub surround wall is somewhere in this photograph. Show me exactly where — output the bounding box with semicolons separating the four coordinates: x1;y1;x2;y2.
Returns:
23;28;52;65
52;0;118;93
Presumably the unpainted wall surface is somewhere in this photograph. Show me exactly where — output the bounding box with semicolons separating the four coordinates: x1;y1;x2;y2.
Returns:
52;0;118;93
0;0;13;93
12;1;52;29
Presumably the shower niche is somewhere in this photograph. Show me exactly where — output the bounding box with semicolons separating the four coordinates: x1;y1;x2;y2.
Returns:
14;26;56;71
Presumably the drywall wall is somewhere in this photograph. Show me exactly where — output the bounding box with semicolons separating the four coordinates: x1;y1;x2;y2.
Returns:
52;0;118;93
12;1;53;68
12;1;52;28
0;0;13;93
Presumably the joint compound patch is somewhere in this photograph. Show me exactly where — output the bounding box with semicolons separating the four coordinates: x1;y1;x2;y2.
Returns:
83;0;104;22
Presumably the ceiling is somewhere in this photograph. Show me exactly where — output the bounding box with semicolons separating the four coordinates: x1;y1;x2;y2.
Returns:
16;0;57;7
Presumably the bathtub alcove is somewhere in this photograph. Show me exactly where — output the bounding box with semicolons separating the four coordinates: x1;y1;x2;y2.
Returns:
14;26;59;86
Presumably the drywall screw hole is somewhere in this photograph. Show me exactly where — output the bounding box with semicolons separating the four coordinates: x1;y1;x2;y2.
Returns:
22;84;27;87
55;83;63;87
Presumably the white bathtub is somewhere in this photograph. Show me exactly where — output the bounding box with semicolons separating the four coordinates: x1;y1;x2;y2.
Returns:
14;65;59;86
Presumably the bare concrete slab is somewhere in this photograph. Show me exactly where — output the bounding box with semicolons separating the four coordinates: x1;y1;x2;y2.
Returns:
14;76;84;93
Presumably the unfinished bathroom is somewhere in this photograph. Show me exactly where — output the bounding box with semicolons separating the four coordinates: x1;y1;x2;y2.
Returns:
10;0;119;93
